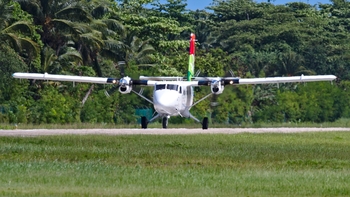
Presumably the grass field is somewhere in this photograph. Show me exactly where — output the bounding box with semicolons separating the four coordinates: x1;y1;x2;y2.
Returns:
0;132;350;196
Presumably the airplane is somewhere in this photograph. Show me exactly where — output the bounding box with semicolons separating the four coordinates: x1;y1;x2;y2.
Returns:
13;33;337;129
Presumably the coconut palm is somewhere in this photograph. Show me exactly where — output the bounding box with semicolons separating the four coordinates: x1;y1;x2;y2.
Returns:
124;36;156;67
41;45;82;73
14;0;93;53
0;0;39;61
276;50;315;76
15;0;126;76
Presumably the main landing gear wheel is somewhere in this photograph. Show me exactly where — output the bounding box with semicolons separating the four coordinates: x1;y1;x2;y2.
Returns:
202;117;208;130
162;117;168;129
141;116;148;129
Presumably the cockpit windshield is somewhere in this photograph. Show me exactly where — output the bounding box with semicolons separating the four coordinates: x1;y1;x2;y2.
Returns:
155;84;166;90
167;84;178;91
155;84;179;91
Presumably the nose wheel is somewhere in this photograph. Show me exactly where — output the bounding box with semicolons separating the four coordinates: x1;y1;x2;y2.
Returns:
162;117;168;129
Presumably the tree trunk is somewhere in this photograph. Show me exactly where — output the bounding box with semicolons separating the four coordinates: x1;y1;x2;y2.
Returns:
81;84;94;106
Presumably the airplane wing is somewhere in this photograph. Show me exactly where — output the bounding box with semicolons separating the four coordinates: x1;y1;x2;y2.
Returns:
193;75;337;86
222;75;337;85
187;74;337;95
12;72;153;86
13;72;119;84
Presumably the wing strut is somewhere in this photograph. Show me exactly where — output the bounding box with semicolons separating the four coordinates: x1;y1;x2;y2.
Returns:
191;93;213;108
131;89;153;104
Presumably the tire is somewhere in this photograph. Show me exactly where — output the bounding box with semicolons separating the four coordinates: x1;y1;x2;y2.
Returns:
162;117;168;129
202;117;208;130
141;116;148;129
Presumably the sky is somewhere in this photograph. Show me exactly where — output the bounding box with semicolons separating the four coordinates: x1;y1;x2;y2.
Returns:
173;0;332;11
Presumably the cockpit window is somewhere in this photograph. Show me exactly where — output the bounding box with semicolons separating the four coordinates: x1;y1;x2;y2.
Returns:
155;84;179;91
155;84;166;90
167;84;178;91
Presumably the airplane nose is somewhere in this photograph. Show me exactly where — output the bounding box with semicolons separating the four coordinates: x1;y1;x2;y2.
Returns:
156;94;177;107
154;91;178;114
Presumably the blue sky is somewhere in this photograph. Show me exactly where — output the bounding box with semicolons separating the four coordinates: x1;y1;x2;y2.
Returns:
177;0;332;10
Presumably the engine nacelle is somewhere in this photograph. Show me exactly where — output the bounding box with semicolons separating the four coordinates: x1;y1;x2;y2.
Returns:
211;79;224;95
119;85;132;94
118;77;132;94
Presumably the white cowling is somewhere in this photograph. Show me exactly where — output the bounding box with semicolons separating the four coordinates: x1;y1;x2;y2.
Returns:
211;79;224;95
118;77;132;94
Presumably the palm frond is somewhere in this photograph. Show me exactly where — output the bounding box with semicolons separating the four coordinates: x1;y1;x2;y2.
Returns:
55;6;92;23
19;37;40;58
41;46;57;72
58;47;83;64
2;21;34;35
103;39;128;52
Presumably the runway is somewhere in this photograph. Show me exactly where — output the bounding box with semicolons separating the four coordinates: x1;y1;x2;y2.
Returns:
1;127;350;136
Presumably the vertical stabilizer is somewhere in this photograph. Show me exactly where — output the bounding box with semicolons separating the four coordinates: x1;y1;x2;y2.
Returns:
187;33;195;81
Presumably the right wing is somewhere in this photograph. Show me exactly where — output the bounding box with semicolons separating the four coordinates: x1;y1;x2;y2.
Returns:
12;72;156;86
13;72;160;94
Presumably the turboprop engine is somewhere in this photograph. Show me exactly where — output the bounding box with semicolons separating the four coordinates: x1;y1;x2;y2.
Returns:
211;79;224;95
118;76;132;94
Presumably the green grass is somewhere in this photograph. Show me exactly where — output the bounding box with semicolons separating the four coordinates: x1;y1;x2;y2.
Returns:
1;132;350;196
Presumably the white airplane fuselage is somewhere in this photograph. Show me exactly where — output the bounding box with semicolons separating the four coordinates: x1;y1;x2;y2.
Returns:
153;82;193;118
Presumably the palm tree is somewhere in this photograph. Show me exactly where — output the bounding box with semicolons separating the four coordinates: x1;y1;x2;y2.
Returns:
276;50;315;76
124;36;156;67
15;0;126;76
41;45;82;73
14;0;93;53
0;0;39;61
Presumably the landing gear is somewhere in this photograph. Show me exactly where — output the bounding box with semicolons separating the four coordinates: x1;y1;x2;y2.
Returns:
141;116;148;129
202;117;208;130
162;117;168;129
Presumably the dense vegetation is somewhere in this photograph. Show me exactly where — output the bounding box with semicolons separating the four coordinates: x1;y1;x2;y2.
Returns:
1;0;350;125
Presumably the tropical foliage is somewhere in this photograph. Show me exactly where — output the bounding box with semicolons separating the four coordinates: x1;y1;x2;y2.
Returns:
1;0;350;125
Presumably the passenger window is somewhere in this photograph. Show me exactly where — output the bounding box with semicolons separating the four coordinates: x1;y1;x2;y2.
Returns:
179;86;182;93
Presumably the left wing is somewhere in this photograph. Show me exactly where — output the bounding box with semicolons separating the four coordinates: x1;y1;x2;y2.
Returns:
191;74;337;95
197;75;337;86
222;75;337;85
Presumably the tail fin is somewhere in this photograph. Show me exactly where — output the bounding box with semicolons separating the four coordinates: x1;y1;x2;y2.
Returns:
187;33;195;81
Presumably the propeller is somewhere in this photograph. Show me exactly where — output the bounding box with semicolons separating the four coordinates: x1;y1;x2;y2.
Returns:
105;61;126;97
210;69;235;107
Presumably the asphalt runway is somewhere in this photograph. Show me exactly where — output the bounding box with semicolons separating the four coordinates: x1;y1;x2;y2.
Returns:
1;127;350;136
